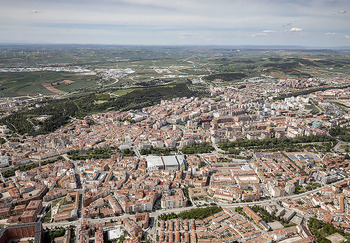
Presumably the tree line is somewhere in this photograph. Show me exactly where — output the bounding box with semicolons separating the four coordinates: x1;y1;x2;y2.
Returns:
0;83;200;136
329;127;350;142
219;135;336;152
274;84;350;101
140;146;175;156
308;217;350;243
159;206;222;221
2;156;63;178
204;72;247;82
180;142;214;154
68;147;135;160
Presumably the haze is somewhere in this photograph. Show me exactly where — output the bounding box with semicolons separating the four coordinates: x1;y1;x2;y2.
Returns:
1;0;350;47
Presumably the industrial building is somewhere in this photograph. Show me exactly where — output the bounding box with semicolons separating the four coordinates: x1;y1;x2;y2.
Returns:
146;155;185;171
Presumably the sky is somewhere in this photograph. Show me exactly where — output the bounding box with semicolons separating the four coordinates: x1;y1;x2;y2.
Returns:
1;0;350;47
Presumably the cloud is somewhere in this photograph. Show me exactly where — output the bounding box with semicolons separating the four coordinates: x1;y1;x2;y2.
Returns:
289;27;303;32
345;35;350;39
326;32;338;36
254;27;304;37
251;33;266;37
0;0;350;46
178;33;196;39
263;30;277;33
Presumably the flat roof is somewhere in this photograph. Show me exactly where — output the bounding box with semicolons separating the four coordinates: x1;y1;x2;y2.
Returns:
146;155;185;169
175;155;185;166
146;156;164;168
163;156;179;166
108;228;125;240
238;176;259;181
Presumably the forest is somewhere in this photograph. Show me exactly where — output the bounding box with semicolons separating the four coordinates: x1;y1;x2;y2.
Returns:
204;72;247;82
0;83;200;136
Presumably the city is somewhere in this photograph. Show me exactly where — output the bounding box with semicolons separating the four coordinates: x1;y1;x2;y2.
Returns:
1;0;350;241
0;69;349;242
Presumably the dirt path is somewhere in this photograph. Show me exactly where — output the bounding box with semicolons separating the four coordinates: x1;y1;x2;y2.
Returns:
42;83;65;94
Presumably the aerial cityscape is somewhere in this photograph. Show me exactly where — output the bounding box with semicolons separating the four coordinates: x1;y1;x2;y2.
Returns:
1;0;350;243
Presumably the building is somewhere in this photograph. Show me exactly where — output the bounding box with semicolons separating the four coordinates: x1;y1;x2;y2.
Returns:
13;205;26;215
188;187;207;199
285;182;295;195
107;228;124;241
53;229;71;243
243;206;262;224
123;218;142;239
0;222;43;243
243;206;270;231
213;192;235;202
283;210;296;222
146;156;164;171
0;156;9;167
116;190;158;214
134;212;150;228
146;155;185;171
161;189;187;209
313;171;338;185
21;210;37;223
0;207;11;217
26;200;42;215
270;186;286;197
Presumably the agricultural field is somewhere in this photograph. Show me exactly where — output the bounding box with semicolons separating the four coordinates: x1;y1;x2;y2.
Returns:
0;71;98;97
1;45;350;97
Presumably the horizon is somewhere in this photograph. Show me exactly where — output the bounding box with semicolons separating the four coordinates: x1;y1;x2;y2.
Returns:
1;43;350;50
1;0;350;47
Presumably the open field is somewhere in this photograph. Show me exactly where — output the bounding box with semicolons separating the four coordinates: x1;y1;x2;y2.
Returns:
110;88;140;96
42;83;65;94
0;72;98;97
1;46;350;97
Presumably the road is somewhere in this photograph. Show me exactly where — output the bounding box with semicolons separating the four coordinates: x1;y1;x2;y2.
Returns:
134;148;142;158
221;177;348;208
41;151;348;241
62;154;70;161
42;176;348;241
58;154;85;243
333;139;350;152
43;205;196;229
310;99;323;115
211;141;226;154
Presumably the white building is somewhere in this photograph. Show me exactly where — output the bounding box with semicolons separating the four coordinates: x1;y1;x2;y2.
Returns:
0;156;9;167
146;155;185;171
